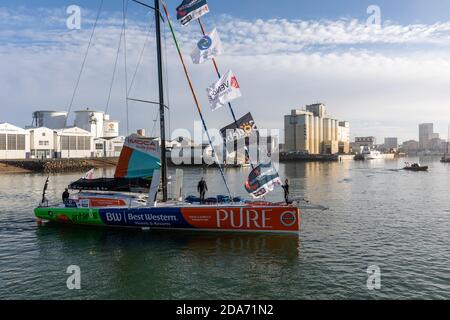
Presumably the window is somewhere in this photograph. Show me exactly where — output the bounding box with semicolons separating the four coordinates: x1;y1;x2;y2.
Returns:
7;134;16;150
77;136;85;150
96;143;104;150
0;134;6;150
42;132;46;137
114;146;122;152
61;136;69;150
69;136;76;150
84;137;91;150
17;135;26;150
38;140;49;147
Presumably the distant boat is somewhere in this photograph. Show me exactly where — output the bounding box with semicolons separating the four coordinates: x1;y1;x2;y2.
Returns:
361;147;383;160
441;124;450;163
403;162;428;171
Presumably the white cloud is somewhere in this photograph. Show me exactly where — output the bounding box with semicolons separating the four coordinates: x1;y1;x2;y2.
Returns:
1;7;450;142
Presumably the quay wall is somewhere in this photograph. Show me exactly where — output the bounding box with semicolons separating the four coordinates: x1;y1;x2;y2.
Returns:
0;158;118;174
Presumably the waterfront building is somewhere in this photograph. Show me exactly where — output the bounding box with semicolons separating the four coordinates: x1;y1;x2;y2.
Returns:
384;137;398;150
54;127;94;158
27;127;56;159
353;137;376;151
0;123;30;159
401;140;419;152
27;109;125;159
31;111;68;129
74;109;119;139
430;137;446;152
419;123;434;150
93;136;124;158
284;103;350;154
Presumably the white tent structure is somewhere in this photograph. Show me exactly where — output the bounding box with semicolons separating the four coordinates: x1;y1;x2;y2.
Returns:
0;123;30;159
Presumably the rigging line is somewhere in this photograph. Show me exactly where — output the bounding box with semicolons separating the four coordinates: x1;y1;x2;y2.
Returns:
197;18;256;170
123;0;130;135
160;0;232;199
105;13;127;114
127;17;154;96
64;0;104;130
163;14;171;140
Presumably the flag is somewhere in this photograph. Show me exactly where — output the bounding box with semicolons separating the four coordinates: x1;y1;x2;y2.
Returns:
206;70;242;111
220;112;257;145
245;161;281;199
191;28;222;64
83;168;95;180
176;0;209;26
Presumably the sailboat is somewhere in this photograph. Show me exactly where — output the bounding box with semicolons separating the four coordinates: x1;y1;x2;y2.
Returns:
34;0;300;234
441;124;450;163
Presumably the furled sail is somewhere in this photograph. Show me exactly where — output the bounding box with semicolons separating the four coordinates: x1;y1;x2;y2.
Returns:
114;134;161;179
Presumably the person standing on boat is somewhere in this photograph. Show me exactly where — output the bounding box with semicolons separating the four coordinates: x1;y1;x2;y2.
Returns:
197;178;208;203
62;188;70;204
282;179;290;204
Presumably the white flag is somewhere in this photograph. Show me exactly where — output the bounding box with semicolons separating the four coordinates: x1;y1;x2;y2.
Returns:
206;70;242;111
83;168;94;180
191;28;222;64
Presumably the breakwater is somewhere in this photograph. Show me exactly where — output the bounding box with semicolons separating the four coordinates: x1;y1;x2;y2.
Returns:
0;158;118;174
280;152;339;162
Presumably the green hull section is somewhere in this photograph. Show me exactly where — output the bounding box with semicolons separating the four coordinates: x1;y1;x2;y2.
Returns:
35;207;104;226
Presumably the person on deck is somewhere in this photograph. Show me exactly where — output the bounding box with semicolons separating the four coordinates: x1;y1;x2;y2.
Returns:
62;188;70;204
282;179;290;205
197;178;208;203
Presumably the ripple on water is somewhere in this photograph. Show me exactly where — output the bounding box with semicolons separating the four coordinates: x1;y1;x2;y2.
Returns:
0;161;450;299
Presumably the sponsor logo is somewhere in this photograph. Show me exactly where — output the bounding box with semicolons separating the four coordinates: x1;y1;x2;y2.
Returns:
230;76;240;89
216;208;272;229
126;137;158;153
197;35;212;50
280;211;297;227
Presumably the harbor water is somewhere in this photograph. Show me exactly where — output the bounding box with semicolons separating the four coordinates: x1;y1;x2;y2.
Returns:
0;158;449;299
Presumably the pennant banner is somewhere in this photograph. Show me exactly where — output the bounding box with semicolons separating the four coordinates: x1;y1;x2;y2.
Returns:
191;28;222;64
176;0;209;26
245;161;281;198
206;70;242;111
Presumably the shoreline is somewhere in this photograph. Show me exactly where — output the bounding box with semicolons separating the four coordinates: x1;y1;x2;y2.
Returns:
0;158;118;174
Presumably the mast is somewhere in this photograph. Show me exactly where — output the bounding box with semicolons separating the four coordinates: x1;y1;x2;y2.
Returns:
155;0;168;201
447;123;450;156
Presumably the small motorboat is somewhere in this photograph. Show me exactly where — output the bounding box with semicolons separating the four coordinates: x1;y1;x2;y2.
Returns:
403;162;428;171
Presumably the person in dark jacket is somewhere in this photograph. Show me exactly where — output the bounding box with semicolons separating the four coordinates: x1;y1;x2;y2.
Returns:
281;179;290;204
62;188;70;204
197;178;208;203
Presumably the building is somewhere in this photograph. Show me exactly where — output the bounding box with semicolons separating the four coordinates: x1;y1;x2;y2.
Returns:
54;127;94;158
419;123;434;150
284;103;350;155
384;137;398;150
401;140;419;152
93;136;125;158
353;137;376;151
27;127;56;159
0;123;30;159
74;109;119;139
32;111;68;129
430;137;446;152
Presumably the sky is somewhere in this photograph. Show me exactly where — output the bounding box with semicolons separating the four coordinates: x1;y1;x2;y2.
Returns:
1;0;450;143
